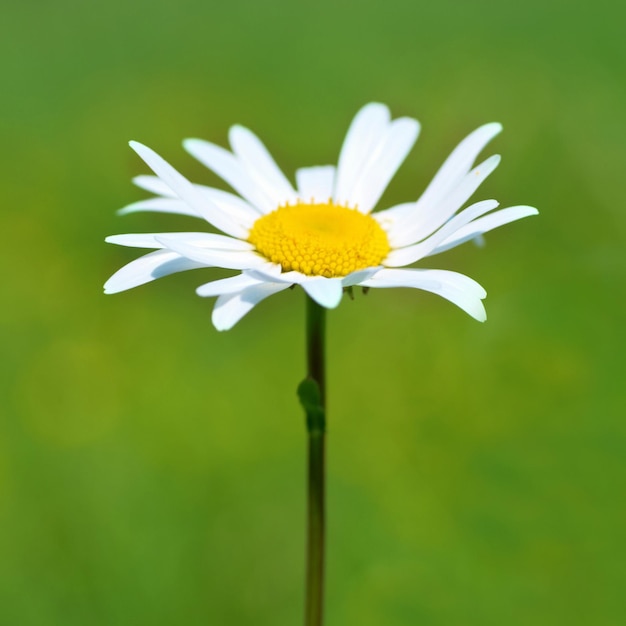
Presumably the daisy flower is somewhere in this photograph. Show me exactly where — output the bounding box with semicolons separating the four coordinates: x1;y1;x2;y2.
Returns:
104;103;537;330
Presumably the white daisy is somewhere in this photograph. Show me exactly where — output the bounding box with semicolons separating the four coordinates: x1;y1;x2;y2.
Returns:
104;103;537;331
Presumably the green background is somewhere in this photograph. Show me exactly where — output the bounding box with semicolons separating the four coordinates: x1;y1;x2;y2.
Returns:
1;0;624;624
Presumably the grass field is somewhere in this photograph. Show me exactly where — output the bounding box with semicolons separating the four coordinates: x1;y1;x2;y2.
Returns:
1;0;625;624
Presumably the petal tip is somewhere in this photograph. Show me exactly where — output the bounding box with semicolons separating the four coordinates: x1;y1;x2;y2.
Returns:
362;101;389;113
325;297;343;310
211;311;235;332
102;281;118;295
302;278;344;309
474;301;488;322
228;124;247;139
182;138;200;152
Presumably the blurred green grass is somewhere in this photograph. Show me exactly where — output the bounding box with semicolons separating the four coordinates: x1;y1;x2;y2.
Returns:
1;0;625;624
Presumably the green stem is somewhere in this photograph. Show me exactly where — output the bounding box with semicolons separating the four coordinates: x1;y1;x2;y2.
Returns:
306;297;326;407
303;296;326;626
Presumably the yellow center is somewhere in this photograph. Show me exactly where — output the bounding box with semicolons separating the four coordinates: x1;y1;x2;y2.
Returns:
248;201;390;278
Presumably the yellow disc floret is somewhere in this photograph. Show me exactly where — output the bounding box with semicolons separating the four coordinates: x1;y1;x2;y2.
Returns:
248;201;390;278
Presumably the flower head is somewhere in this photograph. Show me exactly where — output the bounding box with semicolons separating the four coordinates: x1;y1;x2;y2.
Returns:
104;103;537;330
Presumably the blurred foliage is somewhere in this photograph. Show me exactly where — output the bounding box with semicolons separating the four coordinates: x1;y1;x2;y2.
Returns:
1;0;625;624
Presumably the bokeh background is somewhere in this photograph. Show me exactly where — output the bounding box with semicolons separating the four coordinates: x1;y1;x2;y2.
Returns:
1;0;624;624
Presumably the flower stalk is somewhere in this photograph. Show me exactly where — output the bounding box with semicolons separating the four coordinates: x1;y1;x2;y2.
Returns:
299;296;327;626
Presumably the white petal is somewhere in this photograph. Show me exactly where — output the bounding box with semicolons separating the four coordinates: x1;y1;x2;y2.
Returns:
384;199;499;267
200;186;260;229
229;125;298;205
414;123;502;211
341;267;381;287
104;250;204;294
212;282;291;331
129;142;249;239
119;197;200;217
373;202;418;230
406;268;487;298
132;174;259;224
385;154;501;247
348;117;420;214
249;269;300;284
247;265;380;291
119;191;257;236
427;205;539;256
244;266;331;286
364;267;486;296
245;263;285;282
196;272;262;297
155;236;266;270
295;166;336;202
133;175;175;197
334;103;391;205
361;268;487;322
183;138;276;213
106;232;254;250
301;278;344;308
